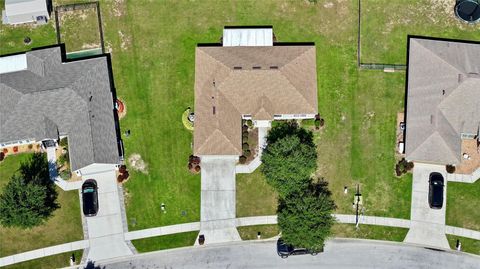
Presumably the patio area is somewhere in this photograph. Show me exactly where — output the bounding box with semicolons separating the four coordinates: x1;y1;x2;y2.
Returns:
455;139;480;175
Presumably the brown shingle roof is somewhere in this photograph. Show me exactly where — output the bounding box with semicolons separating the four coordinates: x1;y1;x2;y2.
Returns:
193;45;318;156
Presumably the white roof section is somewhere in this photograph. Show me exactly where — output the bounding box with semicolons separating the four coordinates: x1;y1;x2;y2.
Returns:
4;0;49;24
0;54;27;74
222;27;273;47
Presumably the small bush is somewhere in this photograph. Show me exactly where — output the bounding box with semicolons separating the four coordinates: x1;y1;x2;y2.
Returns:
27;144;33;150
242;125;249;132
194;166;201;172
314;119;320;129
405;161;414;171
13;146;18;153
319;118;325;127
242;134;249;142
244;149;251;157
446;165;456;174
119;165;127;174
242;143;249;150
239;156;247;164
2;148;7;154
0;152;4;161
246;120;253;128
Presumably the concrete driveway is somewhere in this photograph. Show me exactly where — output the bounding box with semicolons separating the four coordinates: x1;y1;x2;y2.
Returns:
81;169;133;261
198;155;241;245
404;163;450;249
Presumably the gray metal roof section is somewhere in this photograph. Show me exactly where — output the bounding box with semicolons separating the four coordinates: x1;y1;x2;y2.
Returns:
0;46;120;171
405;38;480;165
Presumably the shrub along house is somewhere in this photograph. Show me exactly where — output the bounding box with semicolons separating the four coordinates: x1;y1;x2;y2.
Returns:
404;36;480;174
0;45;123;176
193;26;318;158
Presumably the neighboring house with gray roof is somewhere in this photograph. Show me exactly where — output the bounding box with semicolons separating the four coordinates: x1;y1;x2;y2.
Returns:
0;45;123;175
2;0;51;25
405;36;480;165
193;27;318;157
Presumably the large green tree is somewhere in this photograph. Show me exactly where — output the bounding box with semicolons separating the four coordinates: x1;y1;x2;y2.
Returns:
262;122;317;198
278;180;336;251
0;153;59;228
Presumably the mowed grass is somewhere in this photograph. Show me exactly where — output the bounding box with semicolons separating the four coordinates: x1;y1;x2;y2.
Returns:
237;225;279;240
446;180;480;231
3;250;83;269
447;235;480;256
236;167;277;218
0;0;56;55
131;231;199;253
58;6;102;52
361;0;479;63
332;224;408;242
0;154;83;257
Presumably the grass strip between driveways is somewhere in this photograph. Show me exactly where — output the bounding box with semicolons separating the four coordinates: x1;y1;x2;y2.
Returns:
238;225;280;240
131;231;199;253
446;235;480;256
3;250;83;269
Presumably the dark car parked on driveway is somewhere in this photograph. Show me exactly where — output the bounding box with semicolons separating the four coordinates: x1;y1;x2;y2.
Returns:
82;179;98;217
277;238;322;258
429;172;444;209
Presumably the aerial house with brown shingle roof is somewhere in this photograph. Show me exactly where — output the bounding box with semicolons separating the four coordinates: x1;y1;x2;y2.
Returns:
404;36;480;168
193;27;318;157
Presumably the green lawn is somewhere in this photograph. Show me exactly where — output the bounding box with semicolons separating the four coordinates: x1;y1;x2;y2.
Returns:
238;225;279;240
446;180;480;231
0;154;83;257
131;231;199;253
332;224;408;242
1;0;479;254
360;0;479;63
236;167;277;218
447;235;480;256
57;4;102;52
3;250;83;269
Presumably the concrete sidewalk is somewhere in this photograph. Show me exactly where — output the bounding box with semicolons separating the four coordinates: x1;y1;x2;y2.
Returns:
0;240;88;267
235;126;269;174
46;146;82;191
4;214;480;267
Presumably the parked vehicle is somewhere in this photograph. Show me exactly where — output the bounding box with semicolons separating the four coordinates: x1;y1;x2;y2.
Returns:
82;179;99;216
276;238;321;258
429;172;444;209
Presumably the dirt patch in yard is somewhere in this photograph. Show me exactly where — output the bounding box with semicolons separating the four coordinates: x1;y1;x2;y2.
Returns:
128;153;148;174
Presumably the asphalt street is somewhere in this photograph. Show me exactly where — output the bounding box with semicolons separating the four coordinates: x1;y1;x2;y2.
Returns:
77;239;480;269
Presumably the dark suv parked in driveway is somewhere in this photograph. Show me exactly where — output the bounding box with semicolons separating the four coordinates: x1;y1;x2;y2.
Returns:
82;179;98;216
276;238;322;258
429;172;444;209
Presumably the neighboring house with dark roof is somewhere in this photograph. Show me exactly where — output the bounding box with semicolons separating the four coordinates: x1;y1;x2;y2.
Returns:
405;36;480;165
0;45;123;175
2;0;51;25
193;27;318;156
